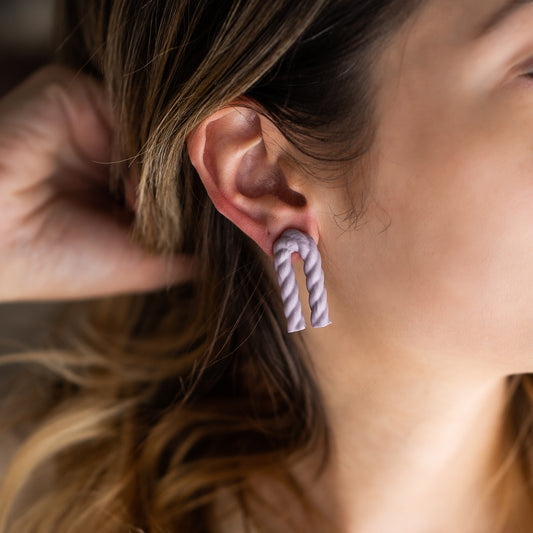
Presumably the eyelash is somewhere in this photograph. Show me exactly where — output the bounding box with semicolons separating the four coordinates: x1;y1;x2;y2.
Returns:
518;70;533;88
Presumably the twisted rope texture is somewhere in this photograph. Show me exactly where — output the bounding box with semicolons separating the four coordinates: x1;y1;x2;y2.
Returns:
273;229;332;333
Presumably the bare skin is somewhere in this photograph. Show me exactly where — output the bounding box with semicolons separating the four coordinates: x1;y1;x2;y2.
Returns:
2;0;533;530
0;65;194;301
189;0;533;531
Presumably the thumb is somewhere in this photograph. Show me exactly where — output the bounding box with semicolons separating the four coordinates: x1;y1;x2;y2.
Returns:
84;218;197;297
113;245;196;296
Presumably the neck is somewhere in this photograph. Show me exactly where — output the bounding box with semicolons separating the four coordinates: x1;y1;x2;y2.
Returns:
283;263;527;533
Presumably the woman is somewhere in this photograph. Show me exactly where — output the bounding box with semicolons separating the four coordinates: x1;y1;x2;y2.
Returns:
1;0;532;531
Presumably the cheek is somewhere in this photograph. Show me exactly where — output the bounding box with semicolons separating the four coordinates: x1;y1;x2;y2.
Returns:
332;112;533;369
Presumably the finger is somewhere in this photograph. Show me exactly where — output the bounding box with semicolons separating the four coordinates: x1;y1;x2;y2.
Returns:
113;250;197;296
0;190;196;302
2;252;196;302
0;65;115;194
48;66;116;183
3;242;196;303
55;220;196;301
82;212;197;296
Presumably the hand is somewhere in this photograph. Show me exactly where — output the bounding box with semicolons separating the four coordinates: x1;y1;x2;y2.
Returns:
0;65;194;302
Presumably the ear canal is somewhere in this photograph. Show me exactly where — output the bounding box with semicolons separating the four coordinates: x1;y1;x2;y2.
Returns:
273;228;332;333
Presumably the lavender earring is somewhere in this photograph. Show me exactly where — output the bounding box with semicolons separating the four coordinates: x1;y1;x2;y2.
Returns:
273;228;332;333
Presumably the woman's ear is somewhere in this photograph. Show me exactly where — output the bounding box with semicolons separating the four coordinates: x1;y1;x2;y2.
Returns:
186;104;318;257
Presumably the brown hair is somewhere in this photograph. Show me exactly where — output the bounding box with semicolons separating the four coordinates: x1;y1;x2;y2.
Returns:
1;0;532;532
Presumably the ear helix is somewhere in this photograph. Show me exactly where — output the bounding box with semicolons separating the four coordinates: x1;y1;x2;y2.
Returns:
273;228;332;333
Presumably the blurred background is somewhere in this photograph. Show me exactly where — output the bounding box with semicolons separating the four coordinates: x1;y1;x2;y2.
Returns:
0;0;62;354
0;0;54;95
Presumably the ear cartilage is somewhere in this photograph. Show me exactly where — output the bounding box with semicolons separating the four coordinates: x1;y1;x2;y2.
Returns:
273;228;332;333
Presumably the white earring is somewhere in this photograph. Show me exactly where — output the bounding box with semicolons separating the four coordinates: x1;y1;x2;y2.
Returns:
273;228;332;333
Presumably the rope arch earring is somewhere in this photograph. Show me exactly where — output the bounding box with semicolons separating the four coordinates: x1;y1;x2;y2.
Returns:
273;228;332;333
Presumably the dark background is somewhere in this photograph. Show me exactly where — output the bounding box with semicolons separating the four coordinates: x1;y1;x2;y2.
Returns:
0;0;65;353
0;0;55;96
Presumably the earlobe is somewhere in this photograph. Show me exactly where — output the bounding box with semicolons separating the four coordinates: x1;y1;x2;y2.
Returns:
186;104;319;257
